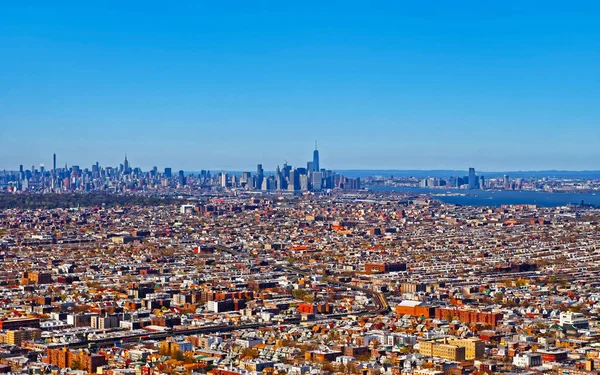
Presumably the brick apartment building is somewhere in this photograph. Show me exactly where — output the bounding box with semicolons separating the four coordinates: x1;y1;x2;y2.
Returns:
435;307;503;327
396;301;435;318
0;318;40;330
365;262;406;274
45;347;107;373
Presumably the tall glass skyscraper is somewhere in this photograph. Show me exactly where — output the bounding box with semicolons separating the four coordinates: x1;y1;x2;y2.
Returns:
468;167;477;190
313;141;320;172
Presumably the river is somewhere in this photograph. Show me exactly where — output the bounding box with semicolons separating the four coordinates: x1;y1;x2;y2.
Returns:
366;186;600;207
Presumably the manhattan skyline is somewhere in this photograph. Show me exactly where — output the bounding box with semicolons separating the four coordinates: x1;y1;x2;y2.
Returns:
2;2;600;170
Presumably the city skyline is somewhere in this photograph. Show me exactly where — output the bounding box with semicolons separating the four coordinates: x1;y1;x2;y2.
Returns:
2;2;600;171
4;150;600;176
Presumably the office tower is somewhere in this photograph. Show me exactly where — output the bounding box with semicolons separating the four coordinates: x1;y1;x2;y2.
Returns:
344;177;360;190
275;165;286;190
53;154;56;176
178;170;186;185
256;164;264;189
468;168;477;190
282;163;291;180
91;164;99;179
307;161;314;173
313;141;320;172
40;165;45;174
300;174;309;191
124;155;130;174
479;176;486;189
516;178;523;190
220;173;228;188
503;175;510;189
242;172;251;182
311;171;323;190
288;169;300;191
164;168;172;178
241;172;251;189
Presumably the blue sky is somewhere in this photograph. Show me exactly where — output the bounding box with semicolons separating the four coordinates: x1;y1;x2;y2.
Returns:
1;1;599;171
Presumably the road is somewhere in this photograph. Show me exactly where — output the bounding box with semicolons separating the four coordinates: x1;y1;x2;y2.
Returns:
61;262;390;349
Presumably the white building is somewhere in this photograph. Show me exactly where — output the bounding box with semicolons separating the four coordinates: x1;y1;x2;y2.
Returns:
180;204;195;214
559;311;589;329
513;352;542;368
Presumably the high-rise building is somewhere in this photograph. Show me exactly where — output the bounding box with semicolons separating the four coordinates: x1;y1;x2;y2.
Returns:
300;174;309;191
123;155;130;174
282;163;291;180
53;154;56;176
288;169;300;191
220;173;228;188
468;168;477;190
313;141;320;172
311;171;323;190
178;170;186;185
256;164;264;189
164;168;172;178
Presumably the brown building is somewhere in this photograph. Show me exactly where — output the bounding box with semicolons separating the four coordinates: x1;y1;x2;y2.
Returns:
0;318;40;330
400;282;428;294
419;341;466;362
1;328;41;346
46;347;107;373
305;350;343;362
21;271;52;285
435;307;503;327
447;338;485;360
365;262;406;274
396;301;435;318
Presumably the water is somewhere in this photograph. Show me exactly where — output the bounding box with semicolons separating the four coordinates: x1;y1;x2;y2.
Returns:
366;186;600;207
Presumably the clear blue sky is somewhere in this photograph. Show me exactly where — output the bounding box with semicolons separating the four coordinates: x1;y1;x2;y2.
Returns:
1;1;599;171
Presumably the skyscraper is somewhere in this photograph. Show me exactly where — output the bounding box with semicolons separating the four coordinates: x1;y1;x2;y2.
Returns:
311;171;323;190
468;168;477;190
53;153;56;177
256;164;264;189
123;155;130;175
288;169;300;191
313;141;319;172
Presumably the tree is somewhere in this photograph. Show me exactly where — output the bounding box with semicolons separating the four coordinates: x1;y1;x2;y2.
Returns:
240;347;259;359
494;292;504;304
70;359;82;371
